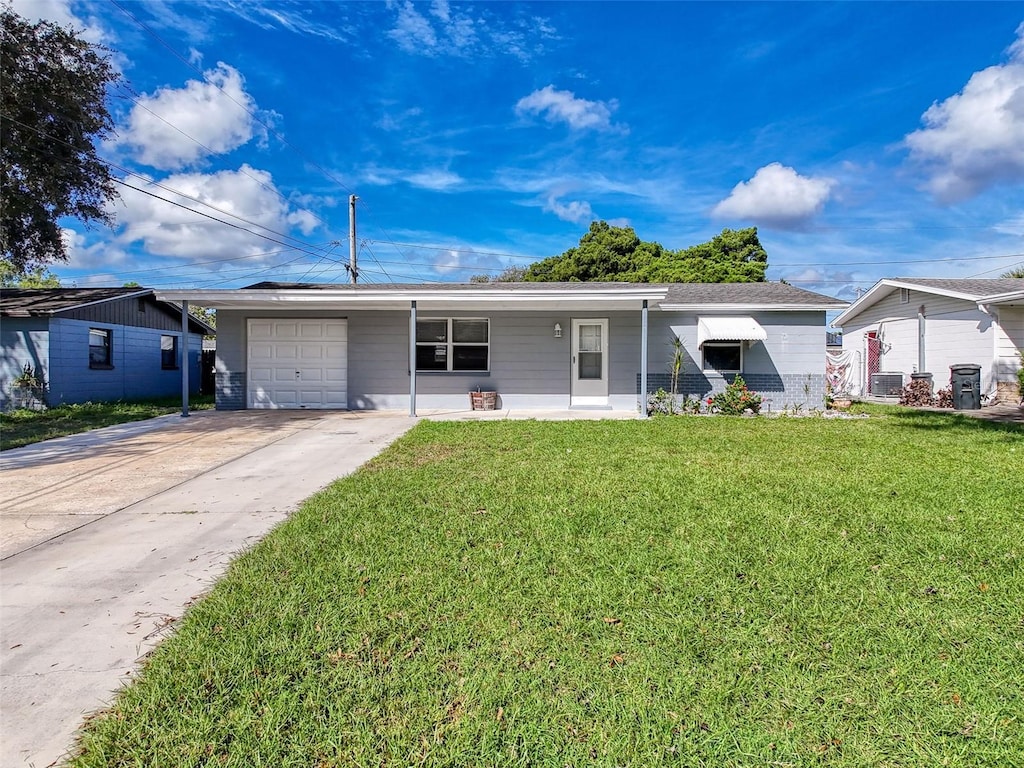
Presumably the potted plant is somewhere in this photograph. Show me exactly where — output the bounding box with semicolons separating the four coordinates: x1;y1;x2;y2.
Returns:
10;364;47;410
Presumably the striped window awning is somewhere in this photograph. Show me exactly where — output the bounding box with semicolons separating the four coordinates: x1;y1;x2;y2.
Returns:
697;316;767;346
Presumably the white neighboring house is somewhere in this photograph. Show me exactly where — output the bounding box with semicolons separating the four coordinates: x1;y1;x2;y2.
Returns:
833;278;1024;402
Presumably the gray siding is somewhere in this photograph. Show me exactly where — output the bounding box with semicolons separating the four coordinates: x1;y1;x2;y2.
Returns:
57;295;193;332
1;317;50;409
646;310;827;409
216;307;828;411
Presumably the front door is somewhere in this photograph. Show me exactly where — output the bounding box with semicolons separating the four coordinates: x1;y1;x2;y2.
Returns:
571;318;609;405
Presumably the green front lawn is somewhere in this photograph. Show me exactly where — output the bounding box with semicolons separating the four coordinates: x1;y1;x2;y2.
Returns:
0;396;214;450
72;412;1022;767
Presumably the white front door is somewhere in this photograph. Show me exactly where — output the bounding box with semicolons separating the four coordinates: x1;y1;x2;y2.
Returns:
571;318;609;405
247;319;348;408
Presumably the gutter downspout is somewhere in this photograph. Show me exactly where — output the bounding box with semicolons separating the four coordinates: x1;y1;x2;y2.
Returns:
409;300;417;417
640;300;648;418
181;301;190;417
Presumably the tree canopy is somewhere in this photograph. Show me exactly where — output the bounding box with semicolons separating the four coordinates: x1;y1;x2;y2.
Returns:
523;221;768;283
0;261;61;287
1;10;120;273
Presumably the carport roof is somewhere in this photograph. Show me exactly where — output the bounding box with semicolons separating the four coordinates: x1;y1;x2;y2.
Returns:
154;281;845;313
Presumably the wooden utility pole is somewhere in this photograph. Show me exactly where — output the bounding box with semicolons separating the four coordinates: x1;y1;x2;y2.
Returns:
349;194;358;284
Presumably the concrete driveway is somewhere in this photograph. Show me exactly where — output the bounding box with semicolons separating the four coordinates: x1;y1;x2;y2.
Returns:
0;410;413;767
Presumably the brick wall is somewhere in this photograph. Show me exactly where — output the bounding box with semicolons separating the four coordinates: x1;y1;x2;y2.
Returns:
216;372;246;410
638;372;827;411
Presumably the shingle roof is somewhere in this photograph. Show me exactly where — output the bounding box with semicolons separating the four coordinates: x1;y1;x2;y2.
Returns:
890;278;1024;298
661;282;845;306
244;280;846;307
0;287;147;315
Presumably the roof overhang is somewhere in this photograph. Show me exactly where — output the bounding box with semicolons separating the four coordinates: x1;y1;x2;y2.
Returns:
697;316;767;346
833;278;1003;327
153;286;669;312
979;289;1024;307
660;302;845;312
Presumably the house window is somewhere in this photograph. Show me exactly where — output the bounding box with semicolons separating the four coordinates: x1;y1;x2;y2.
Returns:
900;287;910;304
161;335;178;369
89;328;112;368
416;318;489;372
702;342;742;373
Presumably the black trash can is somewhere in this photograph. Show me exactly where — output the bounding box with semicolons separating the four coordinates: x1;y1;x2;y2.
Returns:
949;364;982;410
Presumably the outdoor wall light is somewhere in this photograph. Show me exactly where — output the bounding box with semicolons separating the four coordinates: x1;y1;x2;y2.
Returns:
554;323;562;338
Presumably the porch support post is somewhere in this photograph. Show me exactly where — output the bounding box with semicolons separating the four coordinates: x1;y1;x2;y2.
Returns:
917;305;926;374
640;299;649;418
409;300;417;417
181;300;190;418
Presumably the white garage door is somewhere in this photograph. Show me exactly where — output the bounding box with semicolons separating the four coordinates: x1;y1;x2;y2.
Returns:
247;319;347;409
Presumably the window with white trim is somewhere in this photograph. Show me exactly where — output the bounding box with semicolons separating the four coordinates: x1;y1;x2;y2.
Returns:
702;341;742;373
89;328;112;368
900;287;910;304
416;318;489;372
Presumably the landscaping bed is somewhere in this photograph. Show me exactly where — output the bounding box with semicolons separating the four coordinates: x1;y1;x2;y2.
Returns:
70;412;1022;766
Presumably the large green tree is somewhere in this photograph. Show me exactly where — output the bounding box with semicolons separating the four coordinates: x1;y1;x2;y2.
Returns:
0;261;60;287
523;221;768;283
1;10;119;272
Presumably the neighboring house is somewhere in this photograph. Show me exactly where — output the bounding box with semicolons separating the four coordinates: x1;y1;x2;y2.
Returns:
154;281;846;414
1;288;212;408
833;278;1024;401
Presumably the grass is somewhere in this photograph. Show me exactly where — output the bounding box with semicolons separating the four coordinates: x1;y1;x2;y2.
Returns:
71;411;1022;767
0;395;214;450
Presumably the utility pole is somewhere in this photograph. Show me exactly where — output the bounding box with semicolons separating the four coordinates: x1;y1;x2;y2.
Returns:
349;194;359;284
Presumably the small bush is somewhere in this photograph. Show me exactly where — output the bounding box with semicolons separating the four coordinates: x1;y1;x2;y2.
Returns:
710;376;762;415
647;388;676;416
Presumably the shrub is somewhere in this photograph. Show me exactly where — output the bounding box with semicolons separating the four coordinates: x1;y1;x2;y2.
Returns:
647;388;676;416
710;376;762;415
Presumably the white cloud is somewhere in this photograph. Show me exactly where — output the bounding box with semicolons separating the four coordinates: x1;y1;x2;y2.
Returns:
545;196;593;224
515;85;621;131
386;0;551;60
712;163;835;228
905;24;1024;202
119;63;269;170
108;165;319;262
11;0;108;43
407;169;464;191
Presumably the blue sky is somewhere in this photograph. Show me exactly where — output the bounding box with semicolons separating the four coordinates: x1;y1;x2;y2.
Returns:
14;0;1024;298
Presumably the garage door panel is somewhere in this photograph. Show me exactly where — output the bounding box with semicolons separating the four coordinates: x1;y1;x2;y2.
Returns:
247;319;347;409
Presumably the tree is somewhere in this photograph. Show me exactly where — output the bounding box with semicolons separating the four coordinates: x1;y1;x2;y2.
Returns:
1;10;120;273
0;261;61;287
523;221;768;283
1001;267;1024;278
469;265;529;283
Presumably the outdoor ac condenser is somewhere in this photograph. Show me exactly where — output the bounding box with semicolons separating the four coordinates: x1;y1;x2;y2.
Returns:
870;372;904;396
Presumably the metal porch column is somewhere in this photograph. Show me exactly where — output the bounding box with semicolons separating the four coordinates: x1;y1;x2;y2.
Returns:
181;300;190;417
640;299;649;418
409;300;417;417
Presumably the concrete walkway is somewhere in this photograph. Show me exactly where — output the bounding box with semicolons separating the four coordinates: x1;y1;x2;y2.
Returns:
0;411;414;768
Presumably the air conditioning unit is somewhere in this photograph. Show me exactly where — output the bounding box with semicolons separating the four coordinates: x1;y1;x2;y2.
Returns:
870;372;904;396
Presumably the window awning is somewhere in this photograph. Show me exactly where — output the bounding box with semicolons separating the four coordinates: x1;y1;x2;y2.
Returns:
697;316;767;346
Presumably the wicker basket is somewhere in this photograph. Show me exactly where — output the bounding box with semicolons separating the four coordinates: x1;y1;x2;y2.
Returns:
469;390;498;410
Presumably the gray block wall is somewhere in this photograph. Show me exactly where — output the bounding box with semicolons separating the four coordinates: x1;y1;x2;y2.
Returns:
639;372;828;410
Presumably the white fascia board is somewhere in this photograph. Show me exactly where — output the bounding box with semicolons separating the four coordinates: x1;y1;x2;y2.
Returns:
835;278;998;327
979;290;1024;305
659;302;846;312
154;287;668;308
